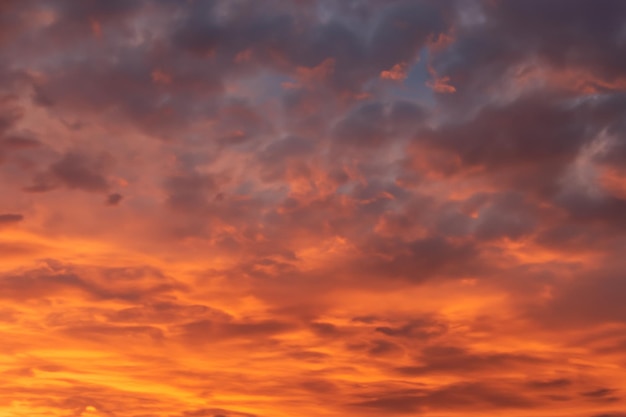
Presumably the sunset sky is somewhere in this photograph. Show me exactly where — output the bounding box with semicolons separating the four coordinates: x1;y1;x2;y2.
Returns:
1;1;626;416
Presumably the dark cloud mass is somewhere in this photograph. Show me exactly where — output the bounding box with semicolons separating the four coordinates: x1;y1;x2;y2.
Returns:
0;213;23;224
0;0;625;416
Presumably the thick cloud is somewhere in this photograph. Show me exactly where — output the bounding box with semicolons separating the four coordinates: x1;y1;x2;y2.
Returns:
0;213;23;224
0;263;183;302
350;382;537;413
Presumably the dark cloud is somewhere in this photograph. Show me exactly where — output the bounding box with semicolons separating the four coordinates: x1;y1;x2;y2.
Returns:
592;414;626;417
106;192;123;206
582;388;618;399
389;100;428;134
332;101;387;147
396;345;547;376
485;0;626;81
473;192;538;240
0;136;39;150
0;135;40;163
257;135;315;181
554;190;626;231
355;236;484;282
106;302;232;325
418;93;594;175
375;316;447;339
332;99;427;149
309;321;339;337
527;378;572;389
287;350;330;363
164;173;219;213
0;263;182;302
368;0;448;71
366;339;403;357
50;152;110;191
431;0;626;110
175;318;295;344
181;408;257;417
0;213;23;224
60;323;165;343
527;263;626;328
24;151;112;193
350;382;536;413
0;95;22;134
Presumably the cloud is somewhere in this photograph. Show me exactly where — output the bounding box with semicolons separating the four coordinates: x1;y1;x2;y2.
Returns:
0;213;23;224
0;263;183;302
526;262;626;328
527;378;572;389
350;382;537;413
395;345;547;376
175;318;296;344
374;316;447;339
181;408;257;417
24;151;113;193
0;1;625;416
105;193;123;206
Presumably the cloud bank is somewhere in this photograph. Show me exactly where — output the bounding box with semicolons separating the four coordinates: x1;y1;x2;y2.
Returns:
0;1;625;416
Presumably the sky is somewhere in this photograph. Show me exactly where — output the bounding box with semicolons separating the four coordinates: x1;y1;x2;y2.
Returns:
1;0;626;416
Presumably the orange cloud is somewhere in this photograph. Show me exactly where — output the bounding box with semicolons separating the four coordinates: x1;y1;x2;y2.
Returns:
380;63;409;82
426;75;456;93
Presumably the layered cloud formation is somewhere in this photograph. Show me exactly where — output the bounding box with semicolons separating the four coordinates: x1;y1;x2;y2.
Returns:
1;1;626;416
